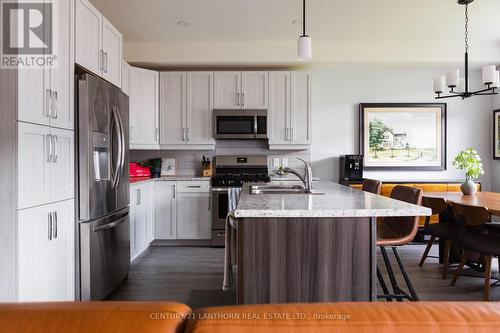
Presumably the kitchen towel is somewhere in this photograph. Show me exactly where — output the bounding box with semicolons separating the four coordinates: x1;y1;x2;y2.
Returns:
222;187;242;291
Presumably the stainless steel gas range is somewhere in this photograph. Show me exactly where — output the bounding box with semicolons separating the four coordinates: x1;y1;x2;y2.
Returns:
210;156;270;247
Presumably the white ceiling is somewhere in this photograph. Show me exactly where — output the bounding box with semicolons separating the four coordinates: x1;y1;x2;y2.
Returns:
90;0;500;66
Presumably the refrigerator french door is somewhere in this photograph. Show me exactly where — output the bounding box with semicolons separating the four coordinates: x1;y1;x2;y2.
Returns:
77;71;130;300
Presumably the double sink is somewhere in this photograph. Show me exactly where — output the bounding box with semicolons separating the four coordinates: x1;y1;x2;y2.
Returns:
249;184;324;195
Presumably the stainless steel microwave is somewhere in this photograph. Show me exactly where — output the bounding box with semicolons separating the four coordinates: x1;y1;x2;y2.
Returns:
213;109;268;139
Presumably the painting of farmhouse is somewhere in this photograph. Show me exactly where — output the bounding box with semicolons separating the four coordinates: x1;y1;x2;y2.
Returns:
360;104;446;170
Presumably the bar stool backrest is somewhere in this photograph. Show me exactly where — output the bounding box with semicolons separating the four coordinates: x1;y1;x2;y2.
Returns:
451;202;490;227
362;179;382;195
379;186;423;244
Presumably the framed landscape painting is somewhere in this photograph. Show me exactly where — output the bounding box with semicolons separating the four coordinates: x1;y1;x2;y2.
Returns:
359;103;447;170
495;110;500;160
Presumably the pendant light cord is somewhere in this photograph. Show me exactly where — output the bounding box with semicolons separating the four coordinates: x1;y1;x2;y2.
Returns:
465;4;469;53
302;0;306;37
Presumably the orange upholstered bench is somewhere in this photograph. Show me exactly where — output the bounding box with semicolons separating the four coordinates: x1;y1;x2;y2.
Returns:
2;301;500;333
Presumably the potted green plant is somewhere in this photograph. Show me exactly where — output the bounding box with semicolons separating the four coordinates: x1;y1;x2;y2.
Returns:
139;158;162;178
452;148;484;195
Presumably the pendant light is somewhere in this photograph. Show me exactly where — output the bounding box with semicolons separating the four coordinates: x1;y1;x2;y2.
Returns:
433;0;498;99
297;0;312;60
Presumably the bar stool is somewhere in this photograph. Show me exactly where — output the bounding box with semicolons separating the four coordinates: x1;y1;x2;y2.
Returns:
362;179;382;195
450;202;498;301
418;197;458;279
377;185;423;301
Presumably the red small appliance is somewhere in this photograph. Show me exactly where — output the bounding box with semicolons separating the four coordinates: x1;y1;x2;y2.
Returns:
129;162;151;177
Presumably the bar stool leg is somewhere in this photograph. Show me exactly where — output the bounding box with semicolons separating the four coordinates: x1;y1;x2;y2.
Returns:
377;266;392;302
380;246;403;302
419;235;436;267
392;246;419;301
483;254;492;301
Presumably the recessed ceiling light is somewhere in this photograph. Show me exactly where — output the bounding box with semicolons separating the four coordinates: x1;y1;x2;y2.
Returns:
291;19;301;25
177;20;190;26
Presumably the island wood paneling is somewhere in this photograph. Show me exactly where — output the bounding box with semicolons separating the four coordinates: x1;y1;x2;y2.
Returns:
237;217;375;304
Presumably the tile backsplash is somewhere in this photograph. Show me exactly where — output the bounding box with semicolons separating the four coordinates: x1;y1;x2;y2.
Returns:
130;140;310;177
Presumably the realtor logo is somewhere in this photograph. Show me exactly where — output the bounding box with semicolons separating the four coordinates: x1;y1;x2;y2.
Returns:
1;0;57;68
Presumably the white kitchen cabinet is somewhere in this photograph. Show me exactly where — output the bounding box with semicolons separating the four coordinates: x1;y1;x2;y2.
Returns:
290;72;311;145
129;67;159;149
241;72;268;109
18;199;75;301
121;61;131;95
17;0;73;130
268;71;290;146
75;0;102;76
18;123;74;209
269;72;311;150
130;182;154;260
76;0;122;88
159;72;186;146
102;17;123;88
159;72;215;149
154;182;177;240
176;182;211;240
214;71;268;109
186;72;215;145
214;72;240;109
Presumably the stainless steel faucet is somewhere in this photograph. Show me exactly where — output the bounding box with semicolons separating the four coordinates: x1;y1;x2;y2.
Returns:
282;158;313;192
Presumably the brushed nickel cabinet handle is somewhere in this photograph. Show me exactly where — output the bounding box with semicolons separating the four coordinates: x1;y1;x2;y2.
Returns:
172;185;176;199
53;211;58;239
48;212;53;241
52;135;58;163
46;89;52;117
237;93;240;106
52;91;58;119
47;134;53;162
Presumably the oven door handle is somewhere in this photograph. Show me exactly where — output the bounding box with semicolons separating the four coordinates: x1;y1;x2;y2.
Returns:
212;188;229;192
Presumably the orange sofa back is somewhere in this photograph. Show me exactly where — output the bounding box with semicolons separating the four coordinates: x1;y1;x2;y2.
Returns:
2;301;500;333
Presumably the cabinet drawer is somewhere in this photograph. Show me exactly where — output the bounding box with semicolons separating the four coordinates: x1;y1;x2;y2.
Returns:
176;181;210;193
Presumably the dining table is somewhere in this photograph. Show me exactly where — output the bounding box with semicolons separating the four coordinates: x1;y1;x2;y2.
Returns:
422;191;500;264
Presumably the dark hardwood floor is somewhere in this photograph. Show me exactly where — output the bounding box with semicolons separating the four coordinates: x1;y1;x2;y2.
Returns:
107;244;500;306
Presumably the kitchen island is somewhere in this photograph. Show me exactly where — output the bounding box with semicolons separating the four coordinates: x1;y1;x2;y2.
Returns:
233;181;431;304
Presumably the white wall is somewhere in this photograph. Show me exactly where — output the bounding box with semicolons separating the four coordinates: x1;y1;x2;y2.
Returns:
492;94;500;192
311;66;493;190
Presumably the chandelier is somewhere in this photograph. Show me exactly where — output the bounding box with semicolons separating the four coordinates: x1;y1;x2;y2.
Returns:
433;0;498;99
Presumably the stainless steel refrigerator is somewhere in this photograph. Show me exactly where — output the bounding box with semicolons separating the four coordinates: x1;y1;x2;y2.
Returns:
76;71;130;300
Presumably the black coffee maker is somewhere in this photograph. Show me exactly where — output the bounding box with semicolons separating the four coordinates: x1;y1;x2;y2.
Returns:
339;155;364;181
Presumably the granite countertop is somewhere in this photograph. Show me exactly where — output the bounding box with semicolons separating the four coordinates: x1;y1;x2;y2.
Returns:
234;181;431;218
129;176;211;184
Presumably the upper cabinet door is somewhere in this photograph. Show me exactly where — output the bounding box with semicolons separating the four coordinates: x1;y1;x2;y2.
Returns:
17;123;51;210
75;0;102;76
214;72;241;109
159;72;186;145
290;72;311;145
186;72;214;145
241;72;268;109
102;17;123;88
49;128;75;203
129;67;159;148
121;61;131;95
268;72;290;146
49;0;73;130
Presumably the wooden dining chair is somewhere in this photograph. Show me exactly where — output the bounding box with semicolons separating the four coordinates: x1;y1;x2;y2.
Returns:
450;202;498;301
377;185;423;301
418;197;458;279
362;179;382;195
